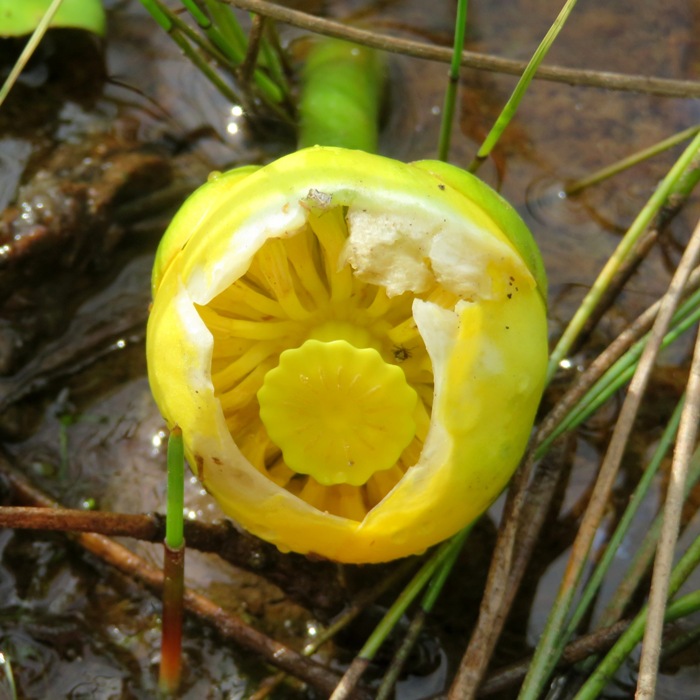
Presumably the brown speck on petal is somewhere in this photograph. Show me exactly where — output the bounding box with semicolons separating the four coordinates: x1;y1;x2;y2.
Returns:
194;454;205;481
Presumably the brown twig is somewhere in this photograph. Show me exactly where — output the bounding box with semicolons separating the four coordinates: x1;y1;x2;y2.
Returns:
515;208;700;696
0;501;349;618
446;438;570;698
0;454;360;696
448;261;700;697
329;658;371;700
224;0;700;98
637;217;700;699
239;13;265;84
478;618;630;696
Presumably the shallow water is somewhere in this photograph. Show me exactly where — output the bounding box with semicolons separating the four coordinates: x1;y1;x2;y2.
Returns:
0;0;699;697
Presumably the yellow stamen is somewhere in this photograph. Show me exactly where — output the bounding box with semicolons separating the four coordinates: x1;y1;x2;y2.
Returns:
198;307;299;341
218;360;277;413
212;279;284;319
307;209;354;302
255;238;313;320
212;340;280;390
283;228;330;305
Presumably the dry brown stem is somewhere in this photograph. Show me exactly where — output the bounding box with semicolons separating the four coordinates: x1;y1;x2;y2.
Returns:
224;0;700;98
478;618;630;696
0;452;366;697
0;474;350;617
448;254;700;697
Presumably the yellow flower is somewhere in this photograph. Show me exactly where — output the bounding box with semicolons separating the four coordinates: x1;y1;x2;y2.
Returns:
147;146;548;564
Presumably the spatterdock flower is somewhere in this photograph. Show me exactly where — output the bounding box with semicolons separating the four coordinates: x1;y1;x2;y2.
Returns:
147;146;548;564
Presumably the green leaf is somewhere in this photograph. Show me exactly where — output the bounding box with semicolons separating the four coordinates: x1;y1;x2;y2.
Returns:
0;0;106;38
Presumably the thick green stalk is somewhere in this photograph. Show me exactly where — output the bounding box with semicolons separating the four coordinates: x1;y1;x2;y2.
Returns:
165;427;185;549
159;427;186;695
297;39;384;153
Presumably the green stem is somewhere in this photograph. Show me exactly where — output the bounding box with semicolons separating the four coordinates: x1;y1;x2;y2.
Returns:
359;530;468;660
563;398;683;638
376;527;469;700
437;0;468;161
539;288;700;456
547;130;700;383
297;38;384;153
469;0;580;171
159;427;186;695
566;124;700;196
165;427;185;549
140;0;244;106
575;583;700;699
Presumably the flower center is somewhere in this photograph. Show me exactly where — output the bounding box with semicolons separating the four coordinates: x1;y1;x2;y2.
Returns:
258;338;418;486
197;205;435;520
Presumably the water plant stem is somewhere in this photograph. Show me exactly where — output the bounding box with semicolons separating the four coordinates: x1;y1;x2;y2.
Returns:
468;0;579;172
165;427;185;550
0;652;16;700
539;287;700;453
159;427;186;694
249;559;418;700
329;530;468;700
297;38;384;152
636;250;700;698
376;526;469;700
574;566;700;698
566;124;700;195
547;131;700;382
437;0;468;161
140;0;244;106
562;398;684;640
518;211;700;700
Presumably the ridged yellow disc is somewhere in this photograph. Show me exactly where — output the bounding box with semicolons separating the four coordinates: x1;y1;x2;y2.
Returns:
258;339;418;486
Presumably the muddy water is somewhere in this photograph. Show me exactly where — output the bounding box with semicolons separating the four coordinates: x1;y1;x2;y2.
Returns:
0;0;699;697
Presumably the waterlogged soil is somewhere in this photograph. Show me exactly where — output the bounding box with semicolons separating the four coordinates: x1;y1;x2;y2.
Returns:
0;0;699;698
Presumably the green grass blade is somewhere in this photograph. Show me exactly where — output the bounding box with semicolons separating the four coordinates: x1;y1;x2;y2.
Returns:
574;545;700;700
547;131;700;382
566;124;700;195
563;398;683;638
437;0;468;161
469;0;579;171
539;289;700;455
359;530;468;660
